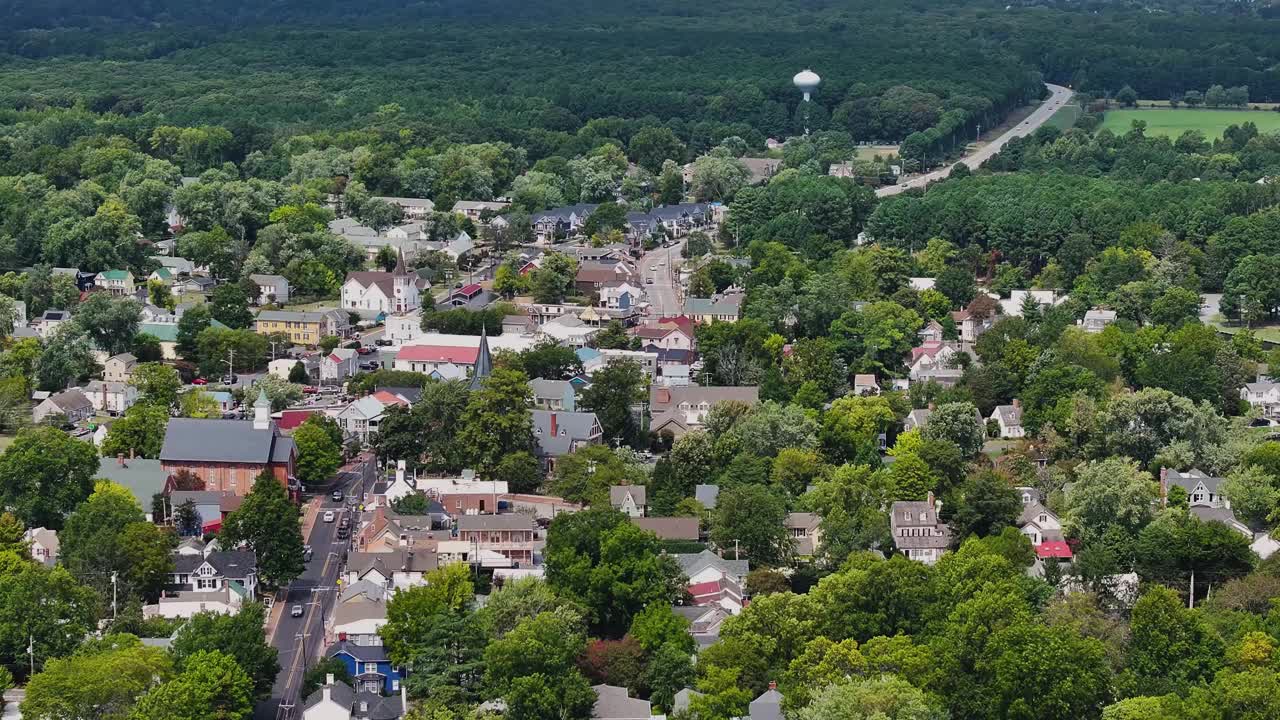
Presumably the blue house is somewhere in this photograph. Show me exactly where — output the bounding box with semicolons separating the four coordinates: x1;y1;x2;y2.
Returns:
327;641;402;694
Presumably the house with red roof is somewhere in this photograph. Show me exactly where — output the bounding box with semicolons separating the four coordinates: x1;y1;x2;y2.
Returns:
1035;541;1073;560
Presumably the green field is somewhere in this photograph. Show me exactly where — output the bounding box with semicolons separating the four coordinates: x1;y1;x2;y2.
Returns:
1099;108;1280;138
1045;103;1083;131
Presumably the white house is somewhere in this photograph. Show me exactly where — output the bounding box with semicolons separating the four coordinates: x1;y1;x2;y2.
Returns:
1001;289;1066;318
1017;502;1063;546
321;348;360;384
341;254;420;318
1242;381;1280;422
85;380;138;416
372;196;435;219
853;374;881;396
249;274;291;305
908;341;959;380
989;400;1025;438
33;388;94;424
103;353;137;383
890;493;951;565
24;527;59;566
337;393;407;441
610;486;646;517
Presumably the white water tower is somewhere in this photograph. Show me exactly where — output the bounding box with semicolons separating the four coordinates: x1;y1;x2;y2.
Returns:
793;69;821;135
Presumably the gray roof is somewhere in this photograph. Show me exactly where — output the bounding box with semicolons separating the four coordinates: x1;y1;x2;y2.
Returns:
159;418;285;464
592;684;651;720
890;500;952;550
673;549;748;581
1191;505;1247;530
695;484;720;509
95;457;170;509
333;596;388;627
530;378;573;400
531;410;601;458
455;514;535;532
327;640;390;663
610;485;646;509
1166;468;1223;495
749;689;784;720
346;549;437;578
47;388;93;413
173;550;256;579
304;681;355;712
355;691;405;720
1017;502;1057;527
992;404;1023;426
248;274;288;286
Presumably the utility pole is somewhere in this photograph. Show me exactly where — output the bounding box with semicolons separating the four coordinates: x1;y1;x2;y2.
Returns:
28;633;34;675
226;347;235;381
111;571;118;619
1188;569;1195;609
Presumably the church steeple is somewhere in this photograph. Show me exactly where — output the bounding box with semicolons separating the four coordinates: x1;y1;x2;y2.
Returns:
393;248;408;276
470;326;492;391
253;388;271;430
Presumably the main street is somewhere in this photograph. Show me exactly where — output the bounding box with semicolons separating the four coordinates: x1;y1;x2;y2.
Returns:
876;83;1072;197
254;456;377;720
640;239;686;317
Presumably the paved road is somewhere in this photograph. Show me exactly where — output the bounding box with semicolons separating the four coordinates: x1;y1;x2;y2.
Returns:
640;240;686;317
876;83;1073;198
254;457;376;720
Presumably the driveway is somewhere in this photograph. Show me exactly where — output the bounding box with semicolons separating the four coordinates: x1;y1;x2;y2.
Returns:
876;83;1073;198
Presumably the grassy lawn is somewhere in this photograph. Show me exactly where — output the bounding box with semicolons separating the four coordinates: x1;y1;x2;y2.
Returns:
282;299;340;311
1045;102;1083;130
1099;107;1280;139
854;145;898;161
1206;313;1280;344
0;435;14;452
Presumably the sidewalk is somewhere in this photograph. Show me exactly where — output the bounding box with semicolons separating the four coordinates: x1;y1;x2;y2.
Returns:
265;497;324;643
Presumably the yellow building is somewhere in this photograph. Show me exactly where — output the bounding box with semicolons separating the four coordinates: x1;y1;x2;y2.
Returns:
253;309;349;347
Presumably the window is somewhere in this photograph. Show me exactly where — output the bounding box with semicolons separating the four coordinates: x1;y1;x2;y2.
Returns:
197;578;218;590
363;662;378;675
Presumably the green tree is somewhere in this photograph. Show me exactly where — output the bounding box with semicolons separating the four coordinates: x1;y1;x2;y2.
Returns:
128;649;254;720
457;368;534;474
61;481;174;607
711;485;790;566
921;401;985;458
799;675;943;720
293;415;343;488
218;472;304;588
300;657;353;700
209;283;253;329
101;402;171;459
129;362;182;406
629;603;695;654
629;127;687;173
580;359;646;445
483;610;586;692
22;634;173;720
544;509;683;636
381;564;476;666
288;361;308;383
72;293;141;356
1063;457;1156;544
171;604;279;701
1128;585;1223;695
549;445;642;506
176;304;213;359
34;327;97;391
0;561;98;675
0;425;99;529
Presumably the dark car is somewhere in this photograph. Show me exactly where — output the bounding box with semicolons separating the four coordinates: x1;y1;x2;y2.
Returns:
332;490;344;502
375;339;394;347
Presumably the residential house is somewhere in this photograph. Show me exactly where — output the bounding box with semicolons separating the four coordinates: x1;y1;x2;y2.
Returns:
1191;506;1252;537
342;255;420;318
684;157;779;186
649;385;760;439
674;550;748;612
918;319;945;343
249;274;291;305
1017;502;1064;546
785;512;822;558
576;262;640;296
392;344;479;379
327;641;402;694
391;469;508;516
950;308;994;344
148;267;176;286
530;378;577;412
373;196;435;219
1001;289;1066;318
592;685;651;720
582;348;659;379
853;374;880;396
1161;468;1230;509
95;269;135;296
989;400;1025;438
138;318;228;360
33;388;94;424
254;309;349;347
631;517;699;541
539;315;602;348
671;604;731;649
503;314;538;336
890;492;951;565
172;275;217;296
329;217;379;240
152;255;197;276
452;200;510;223
598;282;642;311
908;341;959;380
158;392;297;495
344;549;438;592
610;486;646;517
442;231;475;262
903;407;932;432
322;348;360;384
1079;308;1117;333
303;676;407;720
526;203;598;244
159;546;257;619
34;309;71;338
630;323;695;353
1242;381;1280;422
337;392;408;441
531;410;604;470
684;289;745;324
85;380;138;416
103;353;137;383
24;527;58;566
455;514;537;565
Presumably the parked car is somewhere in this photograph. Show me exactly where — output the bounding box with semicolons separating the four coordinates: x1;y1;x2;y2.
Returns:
356;347;373;355
323;511;335;523
360;362;380;371
221;374;238;385
192;378;208;386
303;386;318;394
291;604;303;618
375;338;394;347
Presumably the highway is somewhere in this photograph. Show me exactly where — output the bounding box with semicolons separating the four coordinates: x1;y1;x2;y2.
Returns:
255;457;376;720
876;83;1073;198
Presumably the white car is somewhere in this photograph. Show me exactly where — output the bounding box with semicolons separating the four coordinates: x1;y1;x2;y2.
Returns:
649;265;657;271
323;511;335;523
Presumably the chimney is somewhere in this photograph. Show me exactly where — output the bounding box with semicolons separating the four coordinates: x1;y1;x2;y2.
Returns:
395;459;406;487
926;490;934;507
550;412;558;437
768;681;777;691
117;453;125;467
1012;398;1021;409
325;673;335;686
